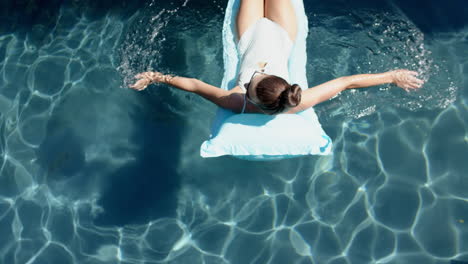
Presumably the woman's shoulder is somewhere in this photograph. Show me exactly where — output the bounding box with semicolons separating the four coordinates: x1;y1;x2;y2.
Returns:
221;86;244;113
227;86;258;114
230;85;243;92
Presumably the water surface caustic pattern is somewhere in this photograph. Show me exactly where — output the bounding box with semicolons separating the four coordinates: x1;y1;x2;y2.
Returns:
0;0;467;263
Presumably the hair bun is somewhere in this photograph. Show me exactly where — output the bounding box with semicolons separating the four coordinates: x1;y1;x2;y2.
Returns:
282;84;301;107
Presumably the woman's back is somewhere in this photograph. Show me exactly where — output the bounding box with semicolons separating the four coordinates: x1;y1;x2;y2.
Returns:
237;18;294;91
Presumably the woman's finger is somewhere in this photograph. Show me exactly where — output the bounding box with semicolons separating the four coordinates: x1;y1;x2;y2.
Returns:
129;79;149;90
129;83;141;90
413;82;423;88
414;80;424;87
142;72;153;78
408;76;424;85
135;72;152;79
409;74;422;80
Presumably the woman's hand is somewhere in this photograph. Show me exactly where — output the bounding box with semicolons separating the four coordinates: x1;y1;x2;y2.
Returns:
390;69;425;92
129;71;174;91
129;73;151;91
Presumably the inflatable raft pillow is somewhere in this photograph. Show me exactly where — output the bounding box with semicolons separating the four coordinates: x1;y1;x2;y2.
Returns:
200;111;332;160
199;0;332;161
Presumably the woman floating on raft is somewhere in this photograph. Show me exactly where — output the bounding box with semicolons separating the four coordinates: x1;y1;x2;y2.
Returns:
129;0;424;115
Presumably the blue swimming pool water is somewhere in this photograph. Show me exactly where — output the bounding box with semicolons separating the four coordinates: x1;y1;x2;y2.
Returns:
0;0;467;263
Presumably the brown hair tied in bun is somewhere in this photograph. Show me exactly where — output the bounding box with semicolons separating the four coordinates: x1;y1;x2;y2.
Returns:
281;84;302;108
255;75;302;114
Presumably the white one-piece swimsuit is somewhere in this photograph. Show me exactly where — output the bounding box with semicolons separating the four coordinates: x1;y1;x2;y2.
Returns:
237;18;294;113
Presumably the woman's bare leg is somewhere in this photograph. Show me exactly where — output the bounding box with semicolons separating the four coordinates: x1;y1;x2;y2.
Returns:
236;0;264;40
265;0;297;42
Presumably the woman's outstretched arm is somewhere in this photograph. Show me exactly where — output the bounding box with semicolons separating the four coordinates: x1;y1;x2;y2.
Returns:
129;72;243;112
288;69;424;113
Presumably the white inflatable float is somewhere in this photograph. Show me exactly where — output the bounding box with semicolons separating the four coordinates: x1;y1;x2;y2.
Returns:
200;0;332;161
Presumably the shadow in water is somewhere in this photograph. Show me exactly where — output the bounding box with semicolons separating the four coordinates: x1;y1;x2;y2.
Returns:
94;92;184;226
36;123;86;181
95;105;183;226
35;87;184;226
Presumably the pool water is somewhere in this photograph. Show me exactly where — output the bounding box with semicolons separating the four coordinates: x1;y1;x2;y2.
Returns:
0;0;467;263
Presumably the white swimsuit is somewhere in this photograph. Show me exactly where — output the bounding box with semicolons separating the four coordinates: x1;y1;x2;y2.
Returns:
237;18;294;113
